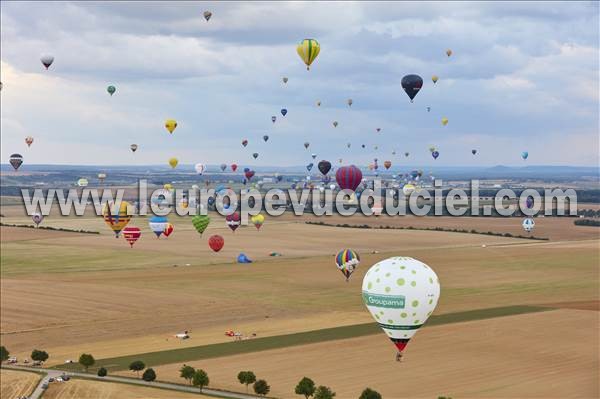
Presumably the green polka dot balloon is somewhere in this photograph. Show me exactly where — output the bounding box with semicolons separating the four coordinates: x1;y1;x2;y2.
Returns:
362;256;440;354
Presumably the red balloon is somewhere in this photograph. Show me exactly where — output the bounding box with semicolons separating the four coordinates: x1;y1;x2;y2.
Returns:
336;165;362;191
122;226;141;248
231;164;238;172
209;234;224;252
226;212;241;232
244;170;255;180
163;223;174;237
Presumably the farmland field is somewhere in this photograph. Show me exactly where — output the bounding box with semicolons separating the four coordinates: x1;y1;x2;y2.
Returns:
1;203;598;397
0;369;41;399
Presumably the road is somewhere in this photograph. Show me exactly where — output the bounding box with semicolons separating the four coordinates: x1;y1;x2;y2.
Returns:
1;364;260;399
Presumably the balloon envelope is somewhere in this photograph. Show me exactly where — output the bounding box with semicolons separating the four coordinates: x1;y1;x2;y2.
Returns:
122;226;141;248
336;165;362;191
362;256;440;353
297;38;320;70
9;154;23;171
165;119;177;134
209;234;224;252
336;249;360;281
401;74;423;102
318;160;332;176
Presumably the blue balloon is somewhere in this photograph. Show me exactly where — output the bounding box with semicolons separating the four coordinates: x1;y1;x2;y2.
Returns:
521;151;529;160
208;197;215;206
237;253;252;263
307;163;313;171
244;167;250;173
281;108;287;116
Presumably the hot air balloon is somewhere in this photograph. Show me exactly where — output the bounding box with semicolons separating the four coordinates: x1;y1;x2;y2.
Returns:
209;234;224;252
446;49;453;57
237;253;252;263
526;196;534;209
163;183;173;192
311;153;317;159
242;139;248;147
281;108;287;116
192;215;210;236
40;55;54;70
149;216;169;238
347;143;351;148
522;218;535;232
304;142;310;149
384;161;392;170
306;163;314;172
9;154;23;171
226;212;241;232
432;75;439;84
165;119;177;134
282;77;288;84
362;144;366;148
231;164;238;172
401;74;423;102
297;38;320;70
102;201;132;237
169;158;178;169
252;152;259;159
245;169;255;180
316;100;321;106
441;117;448;126
318;160;332;176
472;149;477;155
194;163;205;175
362;256;440;357
98;173;106;183
335;249;360;281
263;135;269;142
107;85;116;96
404;152;410;157
271;116;276;123
77;178;88;187
219;163;227;172
25;136;34;147
122;226;141;248
333;121;338;128
403;184;416;196
347;99;353;107
203;11;212;21
130;144;138;152
427;107;431;112
376;128;381;132
336;165;362;191
32;212;43;227
251;214;264;230
432;151;439;160
522;151;529;160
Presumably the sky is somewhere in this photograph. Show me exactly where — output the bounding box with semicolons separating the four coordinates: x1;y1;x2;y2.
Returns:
1;1;599;167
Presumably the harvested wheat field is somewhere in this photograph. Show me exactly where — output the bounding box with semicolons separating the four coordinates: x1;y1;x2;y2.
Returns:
41;378;208;399
0;369;41;399
152;309;599;398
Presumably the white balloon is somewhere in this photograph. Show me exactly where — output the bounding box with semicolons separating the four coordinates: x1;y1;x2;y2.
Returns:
522;218;535;232
362;256;440;354
194;163;206;175
402;184;416;196
40;54;54;69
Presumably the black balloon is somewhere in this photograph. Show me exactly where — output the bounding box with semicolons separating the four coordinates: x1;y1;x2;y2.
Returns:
318;160;332;176
401;74;423;102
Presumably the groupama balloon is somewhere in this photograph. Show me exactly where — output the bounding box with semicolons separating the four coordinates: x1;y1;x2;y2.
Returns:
335;249;360;281
401;74;423;102
297;38;320;70
362;256;440;355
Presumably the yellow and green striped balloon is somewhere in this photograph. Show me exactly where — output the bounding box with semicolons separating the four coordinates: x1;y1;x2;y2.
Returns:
296;39;320;70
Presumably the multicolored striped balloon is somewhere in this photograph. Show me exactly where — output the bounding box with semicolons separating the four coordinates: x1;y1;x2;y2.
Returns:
335;249;360;281
336;165;362;191
297;38;320;70
122;226;141;248
102;201;132;237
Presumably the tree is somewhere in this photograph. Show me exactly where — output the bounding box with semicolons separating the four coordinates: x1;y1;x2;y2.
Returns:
31;349;49;363
192;369;209;392
295;377;316;398
0;346;9;364
97;367;107;377
142;368;157;382
78;353;95;372
129;360;146;378
238;371;257;393
359;388;382;399
254;379;270;396
314;386;336;399
180;364;196;385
